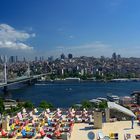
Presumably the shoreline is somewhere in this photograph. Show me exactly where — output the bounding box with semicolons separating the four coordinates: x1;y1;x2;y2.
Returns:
38;78;140;83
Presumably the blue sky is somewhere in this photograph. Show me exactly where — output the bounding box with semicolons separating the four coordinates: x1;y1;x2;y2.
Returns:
0;0;140;58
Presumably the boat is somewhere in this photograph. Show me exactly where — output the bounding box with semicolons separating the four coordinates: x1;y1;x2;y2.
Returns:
107;94;120;103
53;77;80;83
65;77;80;82
89;98;102;104
96;97;108;102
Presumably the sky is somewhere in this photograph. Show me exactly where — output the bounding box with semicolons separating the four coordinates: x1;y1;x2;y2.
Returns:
0;0;140;59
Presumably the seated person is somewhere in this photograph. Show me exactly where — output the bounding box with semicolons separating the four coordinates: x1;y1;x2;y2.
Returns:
1;129;8;137
40;128;46;137
21;128;26;137
54;128;61;138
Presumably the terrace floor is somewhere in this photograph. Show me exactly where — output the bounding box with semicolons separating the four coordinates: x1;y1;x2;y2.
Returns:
70;121;140;140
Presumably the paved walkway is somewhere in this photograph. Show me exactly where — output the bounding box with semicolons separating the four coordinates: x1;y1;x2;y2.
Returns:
70;121;140;140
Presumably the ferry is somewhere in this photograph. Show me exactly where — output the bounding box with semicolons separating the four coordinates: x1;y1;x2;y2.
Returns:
53;77;80;83
65;77;80;82
107;94;120;104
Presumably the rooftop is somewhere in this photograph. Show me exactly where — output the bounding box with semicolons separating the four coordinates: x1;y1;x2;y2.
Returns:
70;121;140;140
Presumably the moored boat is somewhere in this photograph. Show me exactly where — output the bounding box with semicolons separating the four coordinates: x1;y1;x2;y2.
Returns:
107;93;120;103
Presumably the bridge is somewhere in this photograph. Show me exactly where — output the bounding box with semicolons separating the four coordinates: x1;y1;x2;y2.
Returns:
0;61;52;91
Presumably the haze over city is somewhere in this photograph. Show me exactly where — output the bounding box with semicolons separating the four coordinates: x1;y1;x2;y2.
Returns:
0;0;140;58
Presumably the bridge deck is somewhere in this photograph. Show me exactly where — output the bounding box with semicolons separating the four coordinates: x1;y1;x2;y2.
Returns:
0;73;51;88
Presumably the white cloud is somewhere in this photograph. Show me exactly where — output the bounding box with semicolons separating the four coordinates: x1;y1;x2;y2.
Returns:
69;35;74;39
54;42;140;58
116;46;140;57
0;41;33;50
70;41;111;49
43;41;140;58
57;28;63;32
53;41;113;57
0;24;35;50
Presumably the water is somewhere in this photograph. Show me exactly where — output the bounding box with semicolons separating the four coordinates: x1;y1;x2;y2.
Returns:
0;81;140;108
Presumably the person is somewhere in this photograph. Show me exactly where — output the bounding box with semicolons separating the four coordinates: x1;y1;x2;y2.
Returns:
54;127;61;138
102;112;106;123
131;116;134;129
21;127;26;137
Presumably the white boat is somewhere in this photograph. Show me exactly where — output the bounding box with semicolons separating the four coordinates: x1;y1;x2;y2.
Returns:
89;99;102;104
65;77;80;82
97;97;108;102
107;94;120;103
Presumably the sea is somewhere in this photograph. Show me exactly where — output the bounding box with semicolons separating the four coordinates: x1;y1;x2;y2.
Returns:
0;81;140;108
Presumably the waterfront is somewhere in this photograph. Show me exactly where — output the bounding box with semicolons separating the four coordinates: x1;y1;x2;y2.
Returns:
0;81;140;108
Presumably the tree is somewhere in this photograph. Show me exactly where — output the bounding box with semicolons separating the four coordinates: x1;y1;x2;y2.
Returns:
71;104;82;109
23;101;34;109
98;101;107;109
0;98;4;114
39;101;53;109
80;75;87;80
82;100;92;109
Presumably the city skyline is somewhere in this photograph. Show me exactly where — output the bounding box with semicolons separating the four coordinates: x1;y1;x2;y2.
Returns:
0;0;140;58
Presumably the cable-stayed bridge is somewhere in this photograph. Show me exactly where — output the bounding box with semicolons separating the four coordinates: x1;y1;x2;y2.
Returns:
0;62;52;91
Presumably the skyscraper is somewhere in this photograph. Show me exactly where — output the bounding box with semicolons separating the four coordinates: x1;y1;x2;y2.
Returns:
112;52;117;60
60;53;65;60
23;57;26;62
35;56;38;61
16;56;18;62
9;56;15;63
68;53;73;59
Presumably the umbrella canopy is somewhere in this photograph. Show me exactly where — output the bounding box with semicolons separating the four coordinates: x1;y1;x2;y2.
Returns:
108;102;136;118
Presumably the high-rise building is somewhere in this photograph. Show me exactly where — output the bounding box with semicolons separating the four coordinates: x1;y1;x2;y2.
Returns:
0;55;3;63
23;57;26;62
112;52;117;60
15;56;18;62
48;56;54;62
35;56;38;61
41;56;44;61
68;53;73;59
9;56;15;63
60;53;65;60
117;54;121;60
3;55;7;63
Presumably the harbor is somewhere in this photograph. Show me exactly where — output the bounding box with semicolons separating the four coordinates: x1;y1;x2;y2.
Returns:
1;81;140;108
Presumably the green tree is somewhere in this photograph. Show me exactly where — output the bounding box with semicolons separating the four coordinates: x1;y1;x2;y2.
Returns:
39;101;53;109
82;100;92;109
17;102;24;109
80;75;87;80
71;104;82;109
23;101;34;109
98;101;107;109
0;98;4;114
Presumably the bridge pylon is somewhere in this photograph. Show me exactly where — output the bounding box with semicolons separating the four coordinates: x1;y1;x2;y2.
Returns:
4;57;7;84
3;56;8;93
27;63;31;78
